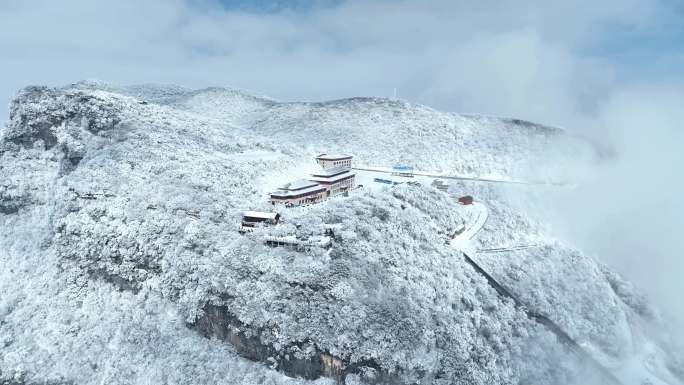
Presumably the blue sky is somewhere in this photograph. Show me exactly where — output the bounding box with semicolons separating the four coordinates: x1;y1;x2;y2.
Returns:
582;18;684;80
0;0;682;124
204;0;684;80
210;0;341;12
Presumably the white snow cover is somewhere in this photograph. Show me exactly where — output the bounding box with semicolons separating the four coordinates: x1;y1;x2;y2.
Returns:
0;81;681;385
243;211;279;220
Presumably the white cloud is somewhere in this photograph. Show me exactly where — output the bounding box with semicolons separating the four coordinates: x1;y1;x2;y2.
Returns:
548;82;684;323
0;0;675;118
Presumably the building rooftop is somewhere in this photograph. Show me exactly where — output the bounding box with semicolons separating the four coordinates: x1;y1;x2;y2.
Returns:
393;164;414;170
311;166;350;177
271;184;326;198
242;211;279;221
316;153;353;161
309;170;356;184
279;179;319;191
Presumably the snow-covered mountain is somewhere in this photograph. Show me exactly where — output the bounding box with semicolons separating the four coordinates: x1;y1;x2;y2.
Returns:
0;81;681;385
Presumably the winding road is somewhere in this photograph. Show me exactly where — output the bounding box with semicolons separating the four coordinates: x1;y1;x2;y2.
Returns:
449;202;488;254
353;165;567;186
448;201;624;385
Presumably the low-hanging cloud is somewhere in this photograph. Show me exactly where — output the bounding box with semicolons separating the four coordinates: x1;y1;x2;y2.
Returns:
0;0;682;326
547;83;684;324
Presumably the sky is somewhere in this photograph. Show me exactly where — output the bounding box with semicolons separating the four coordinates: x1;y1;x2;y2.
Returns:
0;0;682;324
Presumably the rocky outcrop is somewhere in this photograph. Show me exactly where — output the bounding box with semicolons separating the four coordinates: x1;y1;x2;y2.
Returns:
192;304;400;384
7;86;122;141
0;189;27;214
2;86;124;177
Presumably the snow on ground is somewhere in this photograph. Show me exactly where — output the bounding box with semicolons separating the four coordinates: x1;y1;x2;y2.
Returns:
353;164;557;185
449;201;488;255
0;81;682;385
354;169;683;385
443;179;684;385
164;87;599;183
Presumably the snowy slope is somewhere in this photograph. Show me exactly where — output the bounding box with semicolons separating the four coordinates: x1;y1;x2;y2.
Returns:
76;79;595;181
0;82;681;385
448;180;684;385
171;90;596;181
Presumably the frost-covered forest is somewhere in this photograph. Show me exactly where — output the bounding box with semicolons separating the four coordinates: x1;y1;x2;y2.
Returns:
0;81;681;385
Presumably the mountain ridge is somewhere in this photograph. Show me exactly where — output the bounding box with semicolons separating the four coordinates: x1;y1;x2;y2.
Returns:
0;81;680;385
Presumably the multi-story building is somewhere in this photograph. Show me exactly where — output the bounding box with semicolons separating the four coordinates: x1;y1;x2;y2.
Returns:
315;154;353;169
270;154;356;207
309;167;356;197
269;179;327;206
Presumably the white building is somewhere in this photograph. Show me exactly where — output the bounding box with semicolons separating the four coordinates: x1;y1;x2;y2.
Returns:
268;154;356;207
309;167;356;197
315;154;353;169
269;179;327;206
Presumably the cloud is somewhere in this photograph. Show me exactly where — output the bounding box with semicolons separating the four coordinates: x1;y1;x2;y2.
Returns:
0;0;679;120
547;82;684;324
0;0;682;326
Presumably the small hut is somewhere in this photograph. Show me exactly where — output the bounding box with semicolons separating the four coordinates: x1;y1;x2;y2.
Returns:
392;164;414;177
240;211;280;232
458;196;474;205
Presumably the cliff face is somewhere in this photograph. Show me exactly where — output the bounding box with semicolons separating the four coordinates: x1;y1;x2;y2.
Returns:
0;82;678;385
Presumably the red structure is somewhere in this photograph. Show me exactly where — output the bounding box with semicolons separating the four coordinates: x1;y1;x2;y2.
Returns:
458;195;474;205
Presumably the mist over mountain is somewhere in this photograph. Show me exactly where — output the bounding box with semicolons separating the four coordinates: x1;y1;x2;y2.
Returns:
0;81;682;385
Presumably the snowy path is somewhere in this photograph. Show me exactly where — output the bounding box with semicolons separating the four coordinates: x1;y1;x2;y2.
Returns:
353;165;566;186
448;202;488;254
477;244;541;253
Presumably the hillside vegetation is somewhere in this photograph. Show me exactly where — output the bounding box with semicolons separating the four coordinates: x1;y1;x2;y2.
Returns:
0;81;679;385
